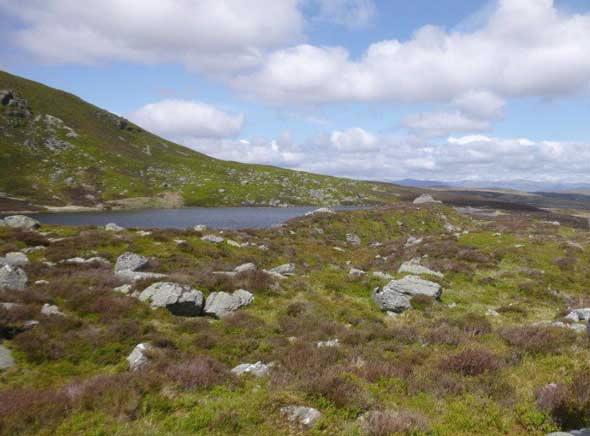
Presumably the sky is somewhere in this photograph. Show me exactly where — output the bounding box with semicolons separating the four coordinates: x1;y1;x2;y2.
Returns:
1;0;590;183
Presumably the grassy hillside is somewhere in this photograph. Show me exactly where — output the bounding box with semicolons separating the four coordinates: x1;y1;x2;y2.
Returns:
0;70;406;210
2;205;590;434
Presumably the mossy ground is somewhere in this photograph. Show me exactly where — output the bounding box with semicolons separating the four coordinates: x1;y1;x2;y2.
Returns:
1;204;590;435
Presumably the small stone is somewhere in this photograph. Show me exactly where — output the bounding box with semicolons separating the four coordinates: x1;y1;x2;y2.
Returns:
413;194;441;205
281;405;321;428
0;252;29;266
305;208;334;216
193;224;208;232
346;233;361;246
234;263;257;273
268;263;296;276
127;343;153;371
41;303;64;317
316;338;340;348
201;235;224;243
404;236;423;248
349;268;366;278
398;258;443;278
231;361;273;377
113;284;133;295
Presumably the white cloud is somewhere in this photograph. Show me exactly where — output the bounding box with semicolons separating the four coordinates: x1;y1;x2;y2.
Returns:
403;111;490;136
129;100;244;139
312;0;376;28
330;127;378;152
234;0;590;104
0;0;304;73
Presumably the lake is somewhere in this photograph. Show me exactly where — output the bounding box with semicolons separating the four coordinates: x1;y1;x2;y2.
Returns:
24;207;361;230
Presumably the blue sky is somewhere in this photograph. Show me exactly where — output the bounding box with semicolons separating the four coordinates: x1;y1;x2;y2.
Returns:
1;0;590;183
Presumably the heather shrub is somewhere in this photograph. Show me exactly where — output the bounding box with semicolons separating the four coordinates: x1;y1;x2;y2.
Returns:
449;313;492;336
163;356;230;390
361;409;430;436
500;325;576;355
304;369;371;411
440;349;503;376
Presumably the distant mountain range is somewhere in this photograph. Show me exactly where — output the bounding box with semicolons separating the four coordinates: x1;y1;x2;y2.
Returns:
394;179;590;194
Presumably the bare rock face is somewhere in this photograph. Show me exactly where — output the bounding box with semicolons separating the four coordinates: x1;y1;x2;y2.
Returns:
373;275;442;313
204;289;254;318
0;265;28;291
2;215;40;230
139;282;204;316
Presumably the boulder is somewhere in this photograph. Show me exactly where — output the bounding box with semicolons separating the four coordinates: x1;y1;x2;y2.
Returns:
346;233;361;246
373;275;442;313
231;361;272;377
0;265;27;291
63;257;110;267
2;215;40;230
201;235;224;243
305;208;335;216
41;303;64;317
127;343;153;371
204;289;254;318
139;282;204;316
105;223;125;232
116;270;167;283
317;338;340;348
269;263;296;276
234;263;257;274
113;284;133;295
280;405;321;428
413;194;441;205
0;252;29;267
0;344;15;370
193;224;208;232
565;308;590;322
115;252;148;273
405;236;423;248
398;258;443;278
349;268;366;278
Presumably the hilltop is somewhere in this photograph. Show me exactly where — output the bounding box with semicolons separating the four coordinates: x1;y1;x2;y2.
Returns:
0;71;406;212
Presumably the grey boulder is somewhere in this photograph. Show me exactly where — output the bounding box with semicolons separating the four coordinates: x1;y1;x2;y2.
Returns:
280;405;321;428
41;303;64;317
2;215;40;230
565;308;590;322
139;282;204;316
231;361;273;377
373;275;442;313
115;252;148;273
105;222;125;232
204;289;254;318
269;263;296;276
0;252;29;267
127;343;153;371
0;344;15;370
201;234;224;243
413;194;441;205
0;265;27;290
234;263;257;274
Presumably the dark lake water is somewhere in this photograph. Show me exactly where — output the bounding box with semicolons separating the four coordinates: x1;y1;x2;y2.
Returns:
23;207;361;230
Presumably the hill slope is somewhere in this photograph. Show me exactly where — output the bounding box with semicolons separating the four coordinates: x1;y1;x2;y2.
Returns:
0;71;406;211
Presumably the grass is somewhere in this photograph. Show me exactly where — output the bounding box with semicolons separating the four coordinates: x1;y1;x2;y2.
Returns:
1;204;590;434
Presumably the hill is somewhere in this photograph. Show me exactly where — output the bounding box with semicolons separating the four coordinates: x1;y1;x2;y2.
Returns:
0;71;406;211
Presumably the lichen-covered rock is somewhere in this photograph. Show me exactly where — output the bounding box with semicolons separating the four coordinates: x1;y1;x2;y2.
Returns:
373;275;442;313
0;344;15;370
139;282;204;316
0;252;29;267
280;405;321;428
0;265;27;291
127;343;153;371
398;258;443;278
231;361;273;377
204;289;254;318
2;215;40;230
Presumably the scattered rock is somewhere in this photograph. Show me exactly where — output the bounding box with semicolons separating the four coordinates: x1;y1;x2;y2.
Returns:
0;265;27;290
346;233;361;246
105;223;125;232
231;361;273;377
204;289;254;318
234;263;257;274
193;224;208;232
413;194;442;205
0;344;15;370
305;208;335;216
202;235;224;243
139;282;204;316
349;268;366;278
373;275;442;313
317;338;340;348
127;343;153;371
281;405;321;428
268;263;296;276
398;258;443;278
2;215;40;230
41;303;64;317
0;252;29;267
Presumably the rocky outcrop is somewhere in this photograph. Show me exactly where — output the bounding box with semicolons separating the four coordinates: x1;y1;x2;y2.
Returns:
0;265;27;290
138;282;204;316
204;289;254;318
0;252;29;267
127;343;153;371
2;215;40;230
373;275;442;313
280;405;321;428
413;194;441;205
231;361;272;377
398;258;443;278
0;344;15;370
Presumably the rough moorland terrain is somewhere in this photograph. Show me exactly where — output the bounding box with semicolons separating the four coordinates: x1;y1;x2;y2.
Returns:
1;203;590;435
0;70;406;211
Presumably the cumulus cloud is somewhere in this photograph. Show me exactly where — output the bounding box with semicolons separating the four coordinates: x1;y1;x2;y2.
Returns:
403;111;490;136
234;0;590;104
330;127;378;152
0;0;304;73
129;100;244;139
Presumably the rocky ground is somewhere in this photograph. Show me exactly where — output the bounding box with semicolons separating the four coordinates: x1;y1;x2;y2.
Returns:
1;202;590;435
